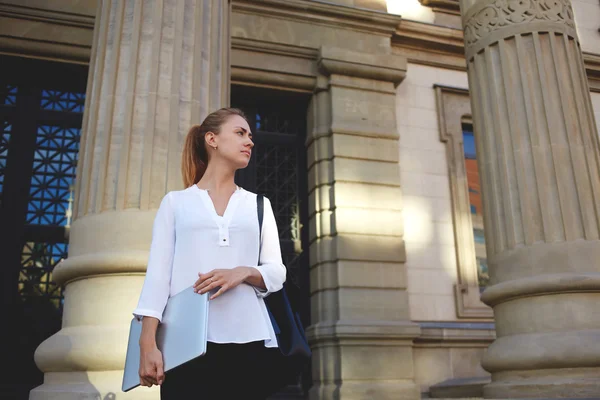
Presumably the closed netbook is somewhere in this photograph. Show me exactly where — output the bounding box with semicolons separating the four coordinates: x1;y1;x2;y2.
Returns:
122;286;209;392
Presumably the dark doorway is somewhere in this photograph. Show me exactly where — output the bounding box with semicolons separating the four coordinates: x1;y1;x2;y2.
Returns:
0;56;88;399
231;85;312;398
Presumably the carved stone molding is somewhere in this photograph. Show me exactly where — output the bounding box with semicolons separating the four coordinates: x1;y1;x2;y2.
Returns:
232;0;402;36
420;0;461;14
463;0;578;58
435;84;493;319
0;2;95;63
318;46;407;87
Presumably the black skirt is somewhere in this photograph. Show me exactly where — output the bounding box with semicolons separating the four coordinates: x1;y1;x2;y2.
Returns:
160;341;279;400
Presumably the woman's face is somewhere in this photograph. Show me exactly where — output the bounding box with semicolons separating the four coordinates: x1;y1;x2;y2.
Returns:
208;115;253;169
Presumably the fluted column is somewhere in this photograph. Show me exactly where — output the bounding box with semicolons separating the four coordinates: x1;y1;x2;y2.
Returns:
458;0;600;398
30;1;229;399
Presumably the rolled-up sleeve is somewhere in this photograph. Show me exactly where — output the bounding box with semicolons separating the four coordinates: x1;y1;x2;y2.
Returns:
253;196;286;298
132;192;175;322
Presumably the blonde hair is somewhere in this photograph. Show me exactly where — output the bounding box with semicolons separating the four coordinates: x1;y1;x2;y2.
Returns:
181;108;247;188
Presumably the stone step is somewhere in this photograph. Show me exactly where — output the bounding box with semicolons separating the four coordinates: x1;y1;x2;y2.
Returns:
428;376;489;398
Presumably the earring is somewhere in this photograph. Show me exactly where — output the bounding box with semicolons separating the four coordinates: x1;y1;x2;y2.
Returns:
212;145;217;150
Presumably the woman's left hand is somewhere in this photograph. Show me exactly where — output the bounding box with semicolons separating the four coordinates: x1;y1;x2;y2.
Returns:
194;267;250;300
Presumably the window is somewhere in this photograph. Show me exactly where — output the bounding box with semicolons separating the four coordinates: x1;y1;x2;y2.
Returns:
435;85;492;319
0;55;87;399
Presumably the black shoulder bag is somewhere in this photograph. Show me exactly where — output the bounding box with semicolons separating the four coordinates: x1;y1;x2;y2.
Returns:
257;194;311;389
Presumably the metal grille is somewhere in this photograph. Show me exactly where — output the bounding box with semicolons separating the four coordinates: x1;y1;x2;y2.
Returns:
0;119;11;202
1;84;17;106
18;242;67;310
40;89;85;113
0;56;88;400
255;141;302;279
27;125;80;226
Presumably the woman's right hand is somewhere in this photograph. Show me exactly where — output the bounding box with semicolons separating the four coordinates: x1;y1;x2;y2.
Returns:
139;343;165;387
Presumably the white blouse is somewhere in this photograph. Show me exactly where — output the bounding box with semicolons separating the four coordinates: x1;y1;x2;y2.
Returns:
132;185;286;348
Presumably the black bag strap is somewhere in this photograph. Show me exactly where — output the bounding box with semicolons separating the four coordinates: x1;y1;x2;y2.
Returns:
257;194;264;250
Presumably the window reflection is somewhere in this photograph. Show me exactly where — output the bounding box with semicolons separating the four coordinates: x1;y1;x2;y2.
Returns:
462;125;489;290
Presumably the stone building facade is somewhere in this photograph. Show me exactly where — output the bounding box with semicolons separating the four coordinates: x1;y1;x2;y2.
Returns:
0;0;599;399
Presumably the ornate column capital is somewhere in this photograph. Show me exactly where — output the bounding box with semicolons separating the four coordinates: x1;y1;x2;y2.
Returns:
462;0;577;59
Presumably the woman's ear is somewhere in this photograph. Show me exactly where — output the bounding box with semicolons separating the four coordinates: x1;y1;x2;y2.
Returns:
205;131;217;149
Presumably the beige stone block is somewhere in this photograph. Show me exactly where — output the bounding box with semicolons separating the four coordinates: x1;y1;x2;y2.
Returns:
333;157;400;186
579;28;600;54
231;48;315;77
400;126;445;153
312;289;339;322
309;209;333;242
407;268;455;296
397;103;411;127
332;207;403;236
310;233;406;264
421;174;451;199
435;221;456;246
332;134;399;163
398;126;423;150
329;74;396;94
414;85;437;110
421;126;447;152
339;343;415;380
436;68;469;88
450;348;488;378
340;260;407;289
400;147;447;175
308;184;332;216
311;261;407;293
308;136;333;167
231;11;389;53
433;197;453;223
409;293;438;321
405;241;458;274
401;172;425;197
330;87;397;138
396;81;418;106
405;106;439;130
332;182;403;211
308;159;334;190
338;288;410;320
414;348;452;390
336;233;406;263
405;64;440;87
572;0;600;29
410;294;457;321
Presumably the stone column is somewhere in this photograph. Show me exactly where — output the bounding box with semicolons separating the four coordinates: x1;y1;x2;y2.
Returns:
458;0;600;398
30;0;229;399
306;46;420;400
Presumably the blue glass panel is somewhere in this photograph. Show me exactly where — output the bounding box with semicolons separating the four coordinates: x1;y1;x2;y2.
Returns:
40;90;85;113
463;130;476;159
2;85;17;106
26;125;80;226
0;120;11;200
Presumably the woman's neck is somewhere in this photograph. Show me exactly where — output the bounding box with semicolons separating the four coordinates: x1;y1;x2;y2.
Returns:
197;161;237;192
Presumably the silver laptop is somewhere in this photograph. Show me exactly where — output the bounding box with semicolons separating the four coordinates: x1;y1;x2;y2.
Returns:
122;286;210;392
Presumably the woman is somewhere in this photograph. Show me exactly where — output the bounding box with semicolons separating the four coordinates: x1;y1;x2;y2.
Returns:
132;108;286;399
